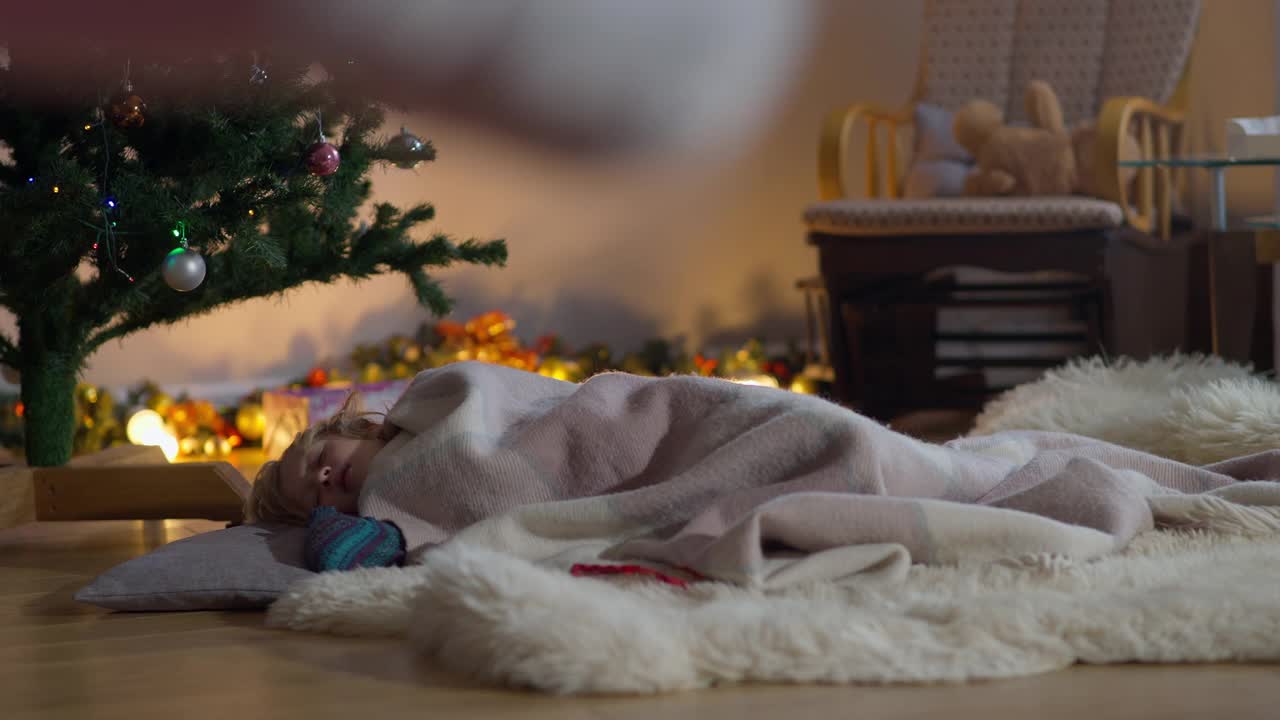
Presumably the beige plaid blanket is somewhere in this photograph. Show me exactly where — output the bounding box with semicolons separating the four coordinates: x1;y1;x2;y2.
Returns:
359;362;1280;587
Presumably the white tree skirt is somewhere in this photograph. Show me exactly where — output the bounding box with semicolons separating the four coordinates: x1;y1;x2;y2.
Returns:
268;530;1280;694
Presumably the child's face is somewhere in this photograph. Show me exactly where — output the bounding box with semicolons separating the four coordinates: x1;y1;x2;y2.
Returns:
278;428;383;516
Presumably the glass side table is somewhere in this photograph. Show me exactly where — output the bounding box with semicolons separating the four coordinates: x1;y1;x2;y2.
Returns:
1119;155;1280;231
1118;155;1279;363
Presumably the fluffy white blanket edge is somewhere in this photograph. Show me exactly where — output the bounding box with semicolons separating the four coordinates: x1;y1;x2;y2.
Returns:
971;354;1280;464
267;530;1280;694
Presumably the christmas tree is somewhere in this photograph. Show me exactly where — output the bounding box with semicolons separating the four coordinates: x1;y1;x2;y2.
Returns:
0;50;506;467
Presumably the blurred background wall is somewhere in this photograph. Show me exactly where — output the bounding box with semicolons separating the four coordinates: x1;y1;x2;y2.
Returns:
1;0;1273;397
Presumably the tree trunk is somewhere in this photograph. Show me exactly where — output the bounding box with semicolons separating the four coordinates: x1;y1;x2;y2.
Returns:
18;344;79;468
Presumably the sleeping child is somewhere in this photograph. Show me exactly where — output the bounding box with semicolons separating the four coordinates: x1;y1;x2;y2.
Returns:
245;360;1280;584
245;394;402;571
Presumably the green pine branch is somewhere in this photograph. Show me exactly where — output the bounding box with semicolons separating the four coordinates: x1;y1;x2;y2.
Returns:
85;228;506;351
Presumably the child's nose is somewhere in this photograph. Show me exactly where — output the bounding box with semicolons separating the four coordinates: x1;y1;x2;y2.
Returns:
317;466;332;486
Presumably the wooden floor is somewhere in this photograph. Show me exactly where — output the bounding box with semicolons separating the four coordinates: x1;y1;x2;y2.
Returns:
3;520;1278;719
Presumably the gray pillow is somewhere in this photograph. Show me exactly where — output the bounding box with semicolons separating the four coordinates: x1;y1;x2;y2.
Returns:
904;103;973;198
75;523;313;611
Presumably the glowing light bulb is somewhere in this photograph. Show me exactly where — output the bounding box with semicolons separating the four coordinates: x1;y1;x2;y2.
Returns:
126;409;179;461
52;185;60;194
247;209;256;217
83;124;92;131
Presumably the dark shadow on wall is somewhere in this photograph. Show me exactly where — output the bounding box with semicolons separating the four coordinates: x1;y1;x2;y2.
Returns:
696;269;808;350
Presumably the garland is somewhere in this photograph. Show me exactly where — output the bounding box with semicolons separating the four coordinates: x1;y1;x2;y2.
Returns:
0;310;831;459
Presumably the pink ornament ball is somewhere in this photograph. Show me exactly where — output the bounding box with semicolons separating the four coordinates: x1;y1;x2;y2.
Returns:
306;142;341;176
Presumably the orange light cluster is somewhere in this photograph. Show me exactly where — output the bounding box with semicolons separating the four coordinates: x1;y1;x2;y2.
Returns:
437;311;540;372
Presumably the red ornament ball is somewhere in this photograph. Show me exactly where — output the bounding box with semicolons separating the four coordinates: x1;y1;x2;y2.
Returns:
305;142;341;176
305;367;329;387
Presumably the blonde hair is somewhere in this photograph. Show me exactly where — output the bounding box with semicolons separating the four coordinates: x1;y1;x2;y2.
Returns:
243;392;385;526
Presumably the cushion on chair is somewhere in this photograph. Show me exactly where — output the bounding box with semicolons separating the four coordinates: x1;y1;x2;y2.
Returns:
804;197;1124;237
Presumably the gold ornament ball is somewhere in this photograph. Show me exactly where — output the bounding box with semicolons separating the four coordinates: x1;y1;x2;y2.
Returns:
235;402;266;442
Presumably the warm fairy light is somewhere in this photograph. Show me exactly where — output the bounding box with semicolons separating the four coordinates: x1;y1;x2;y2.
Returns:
729;374;780;388
52;185;59;194
14;402;24;417
83;124;91;131
247;209;256;217
788;376;817;395
126;409;179;461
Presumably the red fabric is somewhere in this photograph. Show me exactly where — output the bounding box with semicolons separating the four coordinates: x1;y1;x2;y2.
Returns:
569;563;701;588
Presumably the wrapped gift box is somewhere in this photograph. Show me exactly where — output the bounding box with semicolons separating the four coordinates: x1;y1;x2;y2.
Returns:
262;378;411;460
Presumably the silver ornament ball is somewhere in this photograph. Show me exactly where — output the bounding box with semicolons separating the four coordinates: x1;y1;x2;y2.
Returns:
162;247;207;292
389;128;427;169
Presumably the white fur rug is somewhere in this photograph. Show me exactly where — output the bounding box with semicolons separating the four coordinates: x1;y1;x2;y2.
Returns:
268;530;1280;694
972;354;1280;464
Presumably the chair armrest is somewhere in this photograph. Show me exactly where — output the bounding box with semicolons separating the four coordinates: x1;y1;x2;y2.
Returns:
818;103;914;201
1095;96;1186;240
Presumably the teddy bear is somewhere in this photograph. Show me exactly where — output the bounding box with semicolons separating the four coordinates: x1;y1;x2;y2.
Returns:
952;79;1138;198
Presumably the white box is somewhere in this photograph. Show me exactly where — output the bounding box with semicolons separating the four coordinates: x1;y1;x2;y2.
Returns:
1226;116;1280;159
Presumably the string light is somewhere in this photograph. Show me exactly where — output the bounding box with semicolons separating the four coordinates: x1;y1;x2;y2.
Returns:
247;208;256;217
83;123;92;131
104;196;117;210
26;177;33;183
52;185;60;194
